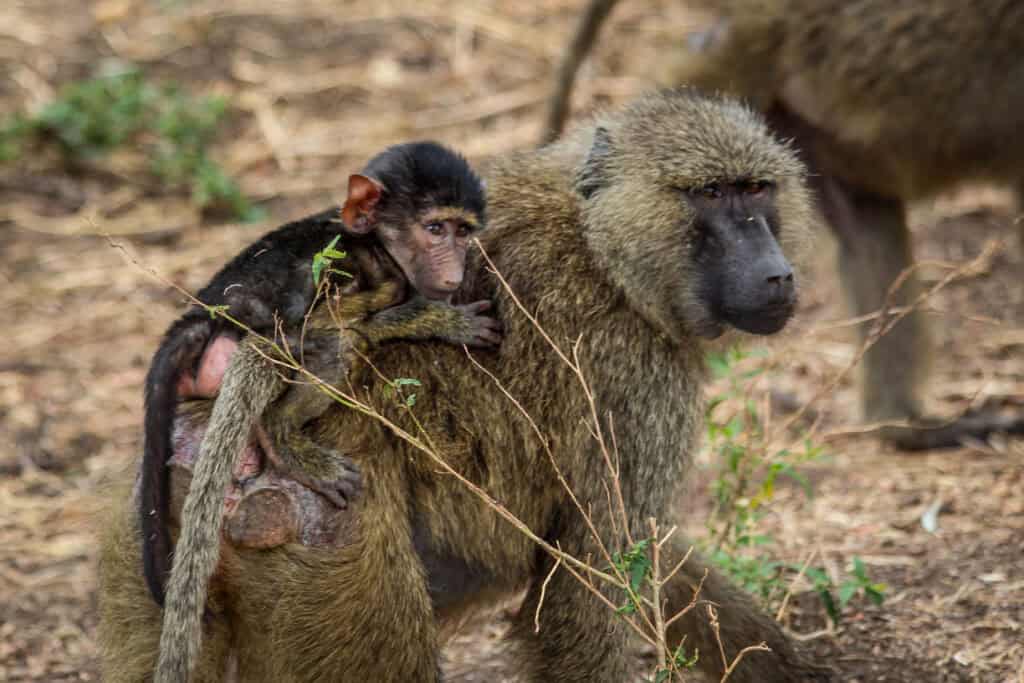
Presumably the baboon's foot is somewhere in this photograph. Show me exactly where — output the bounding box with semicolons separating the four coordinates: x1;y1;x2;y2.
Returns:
293;460;362;511
881;409;1024;450
277;448;362;511
255;431;363;511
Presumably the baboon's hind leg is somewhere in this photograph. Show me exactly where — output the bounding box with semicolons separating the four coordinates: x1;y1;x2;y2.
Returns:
824;175;1024;448
226;501;442;682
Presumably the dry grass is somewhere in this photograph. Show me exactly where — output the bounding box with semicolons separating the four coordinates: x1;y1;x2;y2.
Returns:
0;1;1022;681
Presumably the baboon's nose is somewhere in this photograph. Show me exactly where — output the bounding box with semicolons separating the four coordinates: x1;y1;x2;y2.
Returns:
765;270;795;300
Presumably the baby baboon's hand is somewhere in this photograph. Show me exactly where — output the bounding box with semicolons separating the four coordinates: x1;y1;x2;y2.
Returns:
453;300;502;347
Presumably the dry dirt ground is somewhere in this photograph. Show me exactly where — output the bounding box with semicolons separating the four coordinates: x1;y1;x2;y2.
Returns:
1;2;1022;682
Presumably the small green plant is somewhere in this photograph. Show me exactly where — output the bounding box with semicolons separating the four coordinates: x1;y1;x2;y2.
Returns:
0;65;261;221
608;538;700;682
710;551;785;604
652;643;699;682
311;235;350;285
704;346;821;554
704;350;888;626
702;347;886;626
385;377;422;408
610;538;652;615
805;558;886;625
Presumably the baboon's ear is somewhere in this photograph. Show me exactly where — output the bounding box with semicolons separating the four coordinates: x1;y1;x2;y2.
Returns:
576;126;613;200
340;174;384;234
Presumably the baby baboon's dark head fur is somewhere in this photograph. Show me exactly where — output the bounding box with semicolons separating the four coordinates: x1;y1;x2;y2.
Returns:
363;141;487;227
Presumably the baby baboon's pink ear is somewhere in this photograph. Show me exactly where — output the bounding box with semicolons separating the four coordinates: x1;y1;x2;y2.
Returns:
341;174;384;233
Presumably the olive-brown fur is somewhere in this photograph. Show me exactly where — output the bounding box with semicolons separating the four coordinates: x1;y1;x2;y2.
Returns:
100;90;826;683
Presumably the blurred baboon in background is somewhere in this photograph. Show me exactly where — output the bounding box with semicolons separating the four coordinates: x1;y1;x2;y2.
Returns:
545;0;1024;449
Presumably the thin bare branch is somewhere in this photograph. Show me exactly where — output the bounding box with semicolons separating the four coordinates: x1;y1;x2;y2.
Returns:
534;556;562;634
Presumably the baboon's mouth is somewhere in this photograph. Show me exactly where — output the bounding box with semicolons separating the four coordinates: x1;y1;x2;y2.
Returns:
722;302;796;336
421;287;457;302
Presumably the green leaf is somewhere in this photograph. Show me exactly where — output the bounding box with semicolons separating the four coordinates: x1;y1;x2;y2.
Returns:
707;351;732;378
312;235;347;284
672;644;699;668
312;254;328;285
818;588;840;623
852;557;868;580
207;304;229;319
837;582;858;608
629;554;651;592
405;394;417;407
803;566;830;587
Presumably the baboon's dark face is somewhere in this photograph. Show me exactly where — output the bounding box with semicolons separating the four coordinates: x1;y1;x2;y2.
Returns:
576;94;811;343
686;180;796;336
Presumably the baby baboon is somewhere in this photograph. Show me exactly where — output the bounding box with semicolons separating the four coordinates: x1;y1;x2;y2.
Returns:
157;298;495;683
546;0;1024;449
100;90;828;683
141;141;493;609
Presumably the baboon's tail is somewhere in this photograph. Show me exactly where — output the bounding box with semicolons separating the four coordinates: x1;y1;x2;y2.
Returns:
154;342;268;683
141;317;215;607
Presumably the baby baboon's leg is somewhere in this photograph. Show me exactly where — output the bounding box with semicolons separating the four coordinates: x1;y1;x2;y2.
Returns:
257;283;405;506
98;491;233;683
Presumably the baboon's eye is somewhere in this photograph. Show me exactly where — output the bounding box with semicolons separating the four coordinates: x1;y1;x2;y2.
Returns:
741;180;772;195
691;183;723;199
424;222;444;236
455;223;473;238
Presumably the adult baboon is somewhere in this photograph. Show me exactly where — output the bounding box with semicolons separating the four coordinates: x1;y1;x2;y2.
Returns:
99;89;828;682
544;0;1024;449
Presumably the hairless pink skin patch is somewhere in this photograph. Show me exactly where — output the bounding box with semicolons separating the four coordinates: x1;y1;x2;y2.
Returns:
176;335;239;399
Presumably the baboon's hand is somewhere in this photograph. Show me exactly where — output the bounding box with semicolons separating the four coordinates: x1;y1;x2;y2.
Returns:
453;300;502;347
302;455;363;509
